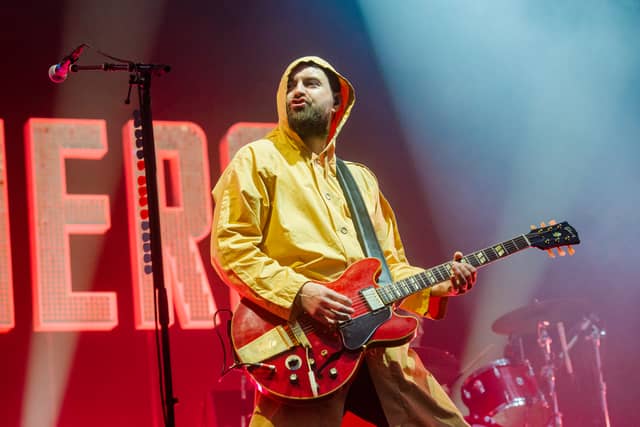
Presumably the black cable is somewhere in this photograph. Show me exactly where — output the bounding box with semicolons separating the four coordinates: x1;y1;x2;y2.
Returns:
74;42;134;65
213;309;236;378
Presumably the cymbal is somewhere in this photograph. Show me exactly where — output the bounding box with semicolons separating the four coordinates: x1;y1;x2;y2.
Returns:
492;298;589;335
410;346;460;385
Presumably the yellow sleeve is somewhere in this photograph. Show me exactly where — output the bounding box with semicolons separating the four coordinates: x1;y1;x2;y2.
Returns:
211;145;308;320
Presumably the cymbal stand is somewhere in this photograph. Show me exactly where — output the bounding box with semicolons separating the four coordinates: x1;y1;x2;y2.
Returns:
538;320;562;427
586;321;611;427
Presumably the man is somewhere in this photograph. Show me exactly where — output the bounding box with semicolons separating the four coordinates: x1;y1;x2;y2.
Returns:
211;56;476;426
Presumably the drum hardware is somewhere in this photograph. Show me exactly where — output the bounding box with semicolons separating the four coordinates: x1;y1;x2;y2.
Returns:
489;299;610;427
585;317;611;427
538;320;562;427
492;298;589;336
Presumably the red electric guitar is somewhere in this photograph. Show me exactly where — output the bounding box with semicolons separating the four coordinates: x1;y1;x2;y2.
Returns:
230;221;580;401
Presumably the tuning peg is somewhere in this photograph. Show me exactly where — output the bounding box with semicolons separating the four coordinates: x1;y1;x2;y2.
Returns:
567;246;575;256
549;219;557;226
546;249;556;258
557;247;566;256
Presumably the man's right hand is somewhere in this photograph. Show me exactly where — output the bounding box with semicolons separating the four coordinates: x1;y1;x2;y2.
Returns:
296;282;354;326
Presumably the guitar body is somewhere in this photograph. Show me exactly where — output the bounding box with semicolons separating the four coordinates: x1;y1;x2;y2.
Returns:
231;258;419;401
229;221;580;402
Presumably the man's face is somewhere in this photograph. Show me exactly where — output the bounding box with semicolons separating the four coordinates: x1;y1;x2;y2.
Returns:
286;65;336;139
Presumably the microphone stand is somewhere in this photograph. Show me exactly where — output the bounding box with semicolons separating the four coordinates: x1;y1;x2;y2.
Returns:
71;62;177;427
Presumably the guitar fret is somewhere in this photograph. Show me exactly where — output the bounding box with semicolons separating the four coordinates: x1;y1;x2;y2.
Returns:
429;267;444;283
504;241;517;254
425;269;437;286
415;273;427;289
399;281;411;297
381;287;392;304
373;231;549;305
401;277;417;295
514;235;529;250
437;265;450;281
462;255;475;268
441;267;448;281
420;273;432;287
486;248;500;261
471;253;483;267
392;284;402;299
476;250;487;262
399;278;411;295
410;278;418;292
493;244;507;258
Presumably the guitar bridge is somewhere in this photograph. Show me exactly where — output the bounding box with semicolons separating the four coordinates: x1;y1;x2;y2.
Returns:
236;324;297;364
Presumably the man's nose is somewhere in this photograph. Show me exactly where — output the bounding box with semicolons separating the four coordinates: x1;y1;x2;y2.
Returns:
291;80;306;96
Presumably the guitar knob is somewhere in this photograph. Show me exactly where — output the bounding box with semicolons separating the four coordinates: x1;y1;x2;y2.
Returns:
289;374;299;384
329;368;338;379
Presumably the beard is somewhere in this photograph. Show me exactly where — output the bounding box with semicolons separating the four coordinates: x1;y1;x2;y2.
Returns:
287;103;331;140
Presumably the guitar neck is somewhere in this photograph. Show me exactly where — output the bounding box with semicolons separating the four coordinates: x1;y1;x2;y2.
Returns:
377;234;532;305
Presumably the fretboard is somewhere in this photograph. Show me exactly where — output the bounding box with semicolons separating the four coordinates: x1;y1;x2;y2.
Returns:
375;234;531;305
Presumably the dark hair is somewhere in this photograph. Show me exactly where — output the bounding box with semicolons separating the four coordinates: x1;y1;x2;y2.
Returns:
320;66;341;95
289;61;341;96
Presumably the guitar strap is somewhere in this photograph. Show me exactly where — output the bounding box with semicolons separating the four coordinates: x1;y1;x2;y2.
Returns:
336;158;392;286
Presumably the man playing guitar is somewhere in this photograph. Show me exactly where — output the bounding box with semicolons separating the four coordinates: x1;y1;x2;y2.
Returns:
211;56;477;426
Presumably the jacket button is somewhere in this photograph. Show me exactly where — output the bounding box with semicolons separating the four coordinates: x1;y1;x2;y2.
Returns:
340;227;348;234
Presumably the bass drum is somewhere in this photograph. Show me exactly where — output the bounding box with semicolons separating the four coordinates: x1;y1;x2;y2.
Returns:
461;358;549;427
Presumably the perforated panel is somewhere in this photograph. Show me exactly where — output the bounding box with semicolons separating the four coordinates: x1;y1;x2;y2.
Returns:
24;118;116;331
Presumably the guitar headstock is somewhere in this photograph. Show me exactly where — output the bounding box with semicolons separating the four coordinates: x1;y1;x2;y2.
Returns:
526;220;580;258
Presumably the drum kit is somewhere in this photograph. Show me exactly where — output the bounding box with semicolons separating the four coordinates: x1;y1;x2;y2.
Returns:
414;298;610;427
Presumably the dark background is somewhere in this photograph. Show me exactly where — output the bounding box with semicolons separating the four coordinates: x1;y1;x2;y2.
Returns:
1;1;638;426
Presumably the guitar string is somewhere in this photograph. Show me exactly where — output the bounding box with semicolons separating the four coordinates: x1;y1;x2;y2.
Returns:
293;233;563;335
296;237;534;334
298;293;369;334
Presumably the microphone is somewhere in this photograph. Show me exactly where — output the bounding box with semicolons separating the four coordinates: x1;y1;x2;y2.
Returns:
557;321;574;375
48;44;86;83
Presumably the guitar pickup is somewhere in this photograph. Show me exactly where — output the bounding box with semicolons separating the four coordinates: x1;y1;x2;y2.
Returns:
360;287;385;311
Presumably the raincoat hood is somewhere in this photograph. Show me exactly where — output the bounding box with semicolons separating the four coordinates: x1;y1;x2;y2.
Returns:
269;56;355;155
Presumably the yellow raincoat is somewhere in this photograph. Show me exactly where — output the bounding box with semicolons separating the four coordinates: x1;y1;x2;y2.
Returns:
211;56;468;426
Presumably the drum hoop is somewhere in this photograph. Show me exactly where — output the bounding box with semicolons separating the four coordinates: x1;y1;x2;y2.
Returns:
461;358;513;388
489;358;510;367
485;396;547;417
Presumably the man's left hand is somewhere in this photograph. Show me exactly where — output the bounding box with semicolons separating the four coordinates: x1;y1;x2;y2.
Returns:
431;251;477;297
